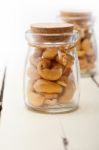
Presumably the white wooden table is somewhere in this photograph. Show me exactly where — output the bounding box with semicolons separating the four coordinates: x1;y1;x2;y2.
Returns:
0;57;99;150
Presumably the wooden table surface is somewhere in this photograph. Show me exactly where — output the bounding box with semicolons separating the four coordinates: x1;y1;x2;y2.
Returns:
0;56;99;150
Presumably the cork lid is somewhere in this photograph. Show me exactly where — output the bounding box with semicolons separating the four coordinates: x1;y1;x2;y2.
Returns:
30;23;74;43
60;11;92;19
31;23;74;34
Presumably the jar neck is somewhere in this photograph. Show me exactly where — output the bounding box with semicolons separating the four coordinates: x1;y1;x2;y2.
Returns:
61;16;94;27
25;30;79;47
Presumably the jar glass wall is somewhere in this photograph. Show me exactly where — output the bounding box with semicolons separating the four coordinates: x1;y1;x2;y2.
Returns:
60;11;97;76
24;23;80;113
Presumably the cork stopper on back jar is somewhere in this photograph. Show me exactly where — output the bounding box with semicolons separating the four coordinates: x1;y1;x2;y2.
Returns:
60;11;92;25
60;11;92;19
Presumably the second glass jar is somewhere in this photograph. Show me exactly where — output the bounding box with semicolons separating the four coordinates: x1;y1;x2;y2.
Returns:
60;11;97;76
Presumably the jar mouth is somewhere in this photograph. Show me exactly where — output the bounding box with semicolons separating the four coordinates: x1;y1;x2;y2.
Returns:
26;30;75;36
25;30;79;46
60;16;95;27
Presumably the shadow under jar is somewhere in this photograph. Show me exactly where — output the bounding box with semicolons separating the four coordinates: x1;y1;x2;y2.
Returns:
25;23;80;113
60;11;97;76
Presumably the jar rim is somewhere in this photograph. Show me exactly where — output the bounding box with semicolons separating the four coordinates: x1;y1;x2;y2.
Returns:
25;30;79;46
26;30;76;36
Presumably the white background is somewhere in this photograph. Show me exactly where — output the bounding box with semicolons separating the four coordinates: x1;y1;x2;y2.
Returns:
0;1;99;150
0;0;99;68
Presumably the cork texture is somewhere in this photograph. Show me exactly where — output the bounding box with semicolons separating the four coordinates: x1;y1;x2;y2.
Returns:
31;23;74;34
30;23;74;42
60;11;91;19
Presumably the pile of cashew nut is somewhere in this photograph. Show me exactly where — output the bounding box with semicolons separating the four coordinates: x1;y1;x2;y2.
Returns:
27;46;76;107
74;23;96;74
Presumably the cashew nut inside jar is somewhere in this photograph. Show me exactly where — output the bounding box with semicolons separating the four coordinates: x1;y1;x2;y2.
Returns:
60;11;97;76
25;23;80;113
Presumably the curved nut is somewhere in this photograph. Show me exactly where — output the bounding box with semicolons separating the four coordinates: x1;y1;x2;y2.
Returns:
27;80;35;92
66;53;74;67
80;28;86;39
63;53;73;76
44;99;57;106
52;62;63;70
81;38;91;51
59;80;76;103
86;51;96;63
56;75;68;87
27;66;40;80
65;68;72;77
79;58;89;70
27;91;45;107
77;50;86;57
33;48;43;57
41;93;58;99
86;48;95;56
37;59;63;81
76;40;81;51
30;48;44;67
42;48;58;59
33;79;63;94
56;51;74;68
56;51;67;66
30;56;41;67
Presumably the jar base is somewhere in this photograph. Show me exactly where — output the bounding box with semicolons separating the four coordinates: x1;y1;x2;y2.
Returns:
81;70;96;77
25;102;79;114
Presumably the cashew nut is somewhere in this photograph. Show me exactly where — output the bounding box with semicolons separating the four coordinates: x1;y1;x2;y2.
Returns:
56;75;68;87
27;80;35;92
37;58;63;81
27;91;45;107
63;67;72;77
41;93;58;99
44;99;57;106
27;65;40;80
56;51;74;67
56;51;68;66
77;50;86;57
59;80;76;103
33;48;43;57
81;38;91;51
30;56;41;67
79;58;89;70
42;48;58;59
33;79;63;93
66;53;74;68
76;40;81;51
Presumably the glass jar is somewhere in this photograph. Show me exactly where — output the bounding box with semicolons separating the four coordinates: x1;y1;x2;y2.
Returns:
25;23;80;113
60;11;97;76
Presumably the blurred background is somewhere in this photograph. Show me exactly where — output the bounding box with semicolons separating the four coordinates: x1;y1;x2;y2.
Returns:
0;0;98;70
